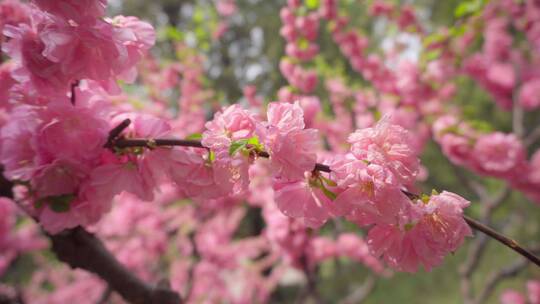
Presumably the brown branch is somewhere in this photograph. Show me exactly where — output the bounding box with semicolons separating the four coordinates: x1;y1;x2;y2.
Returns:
113;138;540;267
49;228;182;304
104;119;133;149
115;138;205;149
0;170;182;304
70;80;80;106
95;286;112;304
464;216;540;267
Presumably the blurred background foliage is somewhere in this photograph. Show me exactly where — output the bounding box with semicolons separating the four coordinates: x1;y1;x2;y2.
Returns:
106;0;540;302
0;0;530;303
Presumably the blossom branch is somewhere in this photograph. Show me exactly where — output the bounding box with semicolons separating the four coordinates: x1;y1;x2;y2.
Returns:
111;134;540;267
0;171;183;304
48;227;182;304
463;216;540;267
459;186;511;303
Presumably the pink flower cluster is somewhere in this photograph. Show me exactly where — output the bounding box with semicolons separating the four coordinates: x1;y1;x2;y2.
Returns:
2;0;155;95
0;198;46;276
278;0;319;94
464;0;540;110
433;115;540;204
0;1;156;234
280;3;319;61
0;0;479;280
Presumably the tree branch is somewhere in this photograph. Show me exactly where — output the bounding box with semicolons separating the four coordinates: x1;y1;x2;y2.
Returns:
112;137;540;267
0;171;182;304
463;216;540;267
49;228;181;304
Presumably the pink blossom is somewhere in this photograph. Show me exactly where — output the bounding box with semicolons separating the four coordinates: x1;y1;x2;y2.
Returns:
439;133;473;166
216;0;237;17
500;291;526;304
36;104;109;163
348;118;419;185
202;104;258;152
2;20;73;93
88;161;155;202
367;191;471;272
38;181;113;234
131;114;171;137
166;148;229;200
472;132;526;177
0;198;15;248
3;11;155;93
263;102;319;180
332;160;407;226
110;15;156;82
0;105;40;181
0;63;16;113
519;79;540;110
0;0;29;46
273;176;332;228
31;159;89;199
31;0;107;21
529;281;540;304
487;62;515;89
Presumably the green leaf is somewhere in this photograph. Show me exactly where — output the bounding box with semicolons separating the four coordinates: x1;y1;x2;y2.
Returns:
468;119;493;132
320;176;337;187
305;0;320;10
229;139;248;156
208;150;216;162
166;27;184;42
454;0;484;18
185;133;203;140
424;49;442;62
246;136;264;150
404;223;415;231
321;186;337;201
297;37;310;50
423;32;446;47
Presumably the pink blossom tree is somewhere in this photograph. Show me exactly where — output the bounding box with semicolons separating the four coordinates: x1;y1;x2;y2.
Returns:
0;0;539;303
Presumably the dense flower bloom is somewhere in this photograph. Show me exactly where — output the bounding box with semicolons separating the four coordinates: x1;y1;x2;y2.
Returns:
273;175;333;228
519;79;540;110
36;104;110;162
0;105;41;180
2;20;74;94
331;157;406;226
472;132;526;177
367;191;471;272
3;9;155;93
202;104;258;152
0;198;15;249
348;118;419;185
0;0;29;46
263;102;319;180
